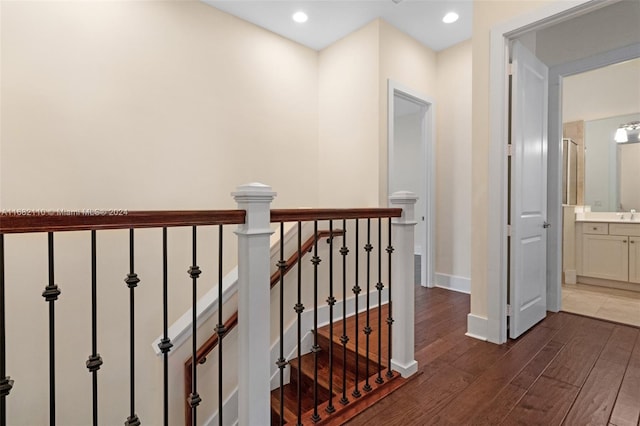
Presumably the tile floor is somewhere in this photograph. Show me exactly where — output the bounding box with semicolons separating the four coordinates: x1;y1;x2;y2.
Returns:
561;282;640;327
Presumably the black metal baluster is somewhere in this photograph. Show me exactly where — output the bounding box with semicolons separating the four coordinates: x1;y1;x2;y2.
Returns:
86;231;103;426
386;219;394;378
326;220;335;415
276;223;287;426
375;219;384;385
351;220;361;399
294;222;304;426
339;221;349;406
158;228;173;426
125;229;140;426
43;232;61;426
363;219;372;393
0;235;14;426
188;227;202;426
216;225;224;426
310;221;321;423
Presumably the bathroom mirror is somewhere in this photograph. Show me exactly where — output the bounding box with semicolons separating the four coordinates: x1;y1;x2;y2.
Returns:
583;112;640;212
562;58;640;212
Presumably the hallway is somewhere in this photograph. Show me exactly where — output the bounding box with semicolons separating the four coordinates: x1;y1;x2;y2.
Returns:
347;286;640;425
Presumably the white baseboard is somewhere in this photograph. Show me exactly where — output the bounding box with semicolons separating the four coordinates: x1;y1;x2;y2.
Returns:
435;273;471;294
465;313;488;341
390;359;418;378
204;386;238;426
564;269;577;284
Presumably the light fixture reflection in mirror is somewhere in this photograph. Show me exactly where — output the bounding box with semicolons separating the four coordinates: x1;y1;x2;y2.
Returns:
615;120;640;143
582;113;640;212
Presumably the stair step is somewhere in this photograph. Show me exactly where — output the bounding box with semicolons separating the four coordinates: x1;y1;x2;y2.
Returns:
289;351;357;396
299;368;407;425
317;305;391;370
315;328;382;376
270;305;397;425
271;383;315;425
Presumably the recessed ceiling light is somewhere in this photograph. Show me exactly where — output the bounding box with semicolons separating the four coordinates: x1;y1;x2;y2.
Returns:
292;11;308;23
442;12;459;24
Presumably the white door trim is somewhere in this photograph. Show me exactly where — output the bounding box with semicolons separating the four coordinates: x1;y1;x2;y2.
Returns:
487;0;605;344
388;79;436;288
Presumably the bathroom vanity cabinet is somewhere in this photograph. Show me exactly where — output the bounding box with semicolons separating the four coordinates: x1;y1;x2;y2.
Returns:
576;222;640;287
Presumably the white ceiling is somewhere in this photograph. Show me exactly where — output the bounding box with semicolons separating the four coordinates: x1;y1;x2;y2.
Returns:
201;0;473;52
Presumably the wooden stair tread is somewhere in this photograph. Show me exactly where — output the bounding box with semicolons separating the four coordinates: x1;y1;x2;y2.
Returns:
289;352;357;395
299;368;410;425
271;383;315;425
316;304;391;366
315;332;382;373
271;305;400;425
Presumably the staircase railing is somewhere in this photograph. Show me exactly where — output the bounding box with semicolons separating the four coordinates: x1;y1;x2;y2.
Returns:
0;183;419;426
0;209;245;426
184;228;344;426
267;209;403;425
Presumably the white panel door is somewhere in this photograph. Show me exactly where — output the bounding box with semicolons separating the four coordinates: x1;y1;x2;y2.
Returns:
510;41;549;339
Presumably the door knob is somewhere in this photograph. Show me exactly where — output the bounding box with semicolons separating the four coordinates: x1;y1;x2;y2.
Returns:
543;222;551;228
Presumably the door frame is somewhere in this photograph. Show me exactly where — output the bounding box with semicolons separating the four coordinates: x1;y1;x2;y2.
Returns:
547;43;640;314
388;79;435;288
486;0;609;344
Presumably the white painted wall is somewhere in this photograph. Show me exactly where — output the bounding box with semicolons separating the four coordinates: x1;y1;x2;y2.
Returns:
318;21;380;207
435;40;472;288
1;1;319;212
563;58;640;123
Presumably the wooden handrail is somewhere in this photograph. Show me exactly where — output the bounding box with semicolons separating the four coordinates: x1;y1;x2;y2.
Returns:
271;208;402;223
1;208;401;234
269;229;345;287
184;228;344;426
0;210;246;234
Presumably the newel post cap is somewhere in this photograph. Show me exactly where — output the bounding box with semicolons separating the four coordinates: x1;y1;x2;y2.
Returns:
232;182;277;202
390;191;418;224
389;191;418;205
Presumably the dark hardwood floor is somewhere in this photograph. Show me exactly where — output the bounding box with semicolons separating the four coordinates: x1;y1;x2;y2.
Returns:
346;286;640;426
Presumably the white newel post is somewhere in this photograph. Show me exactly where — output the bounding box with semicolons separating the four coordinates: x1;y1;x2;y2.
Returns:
233;183;276;426
389;191;419;377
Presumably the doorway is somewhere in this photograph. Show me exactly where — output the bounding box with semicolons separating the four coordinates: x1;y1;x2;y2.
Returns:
487;0;640;343
557;61;640;327
387;80;435;288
